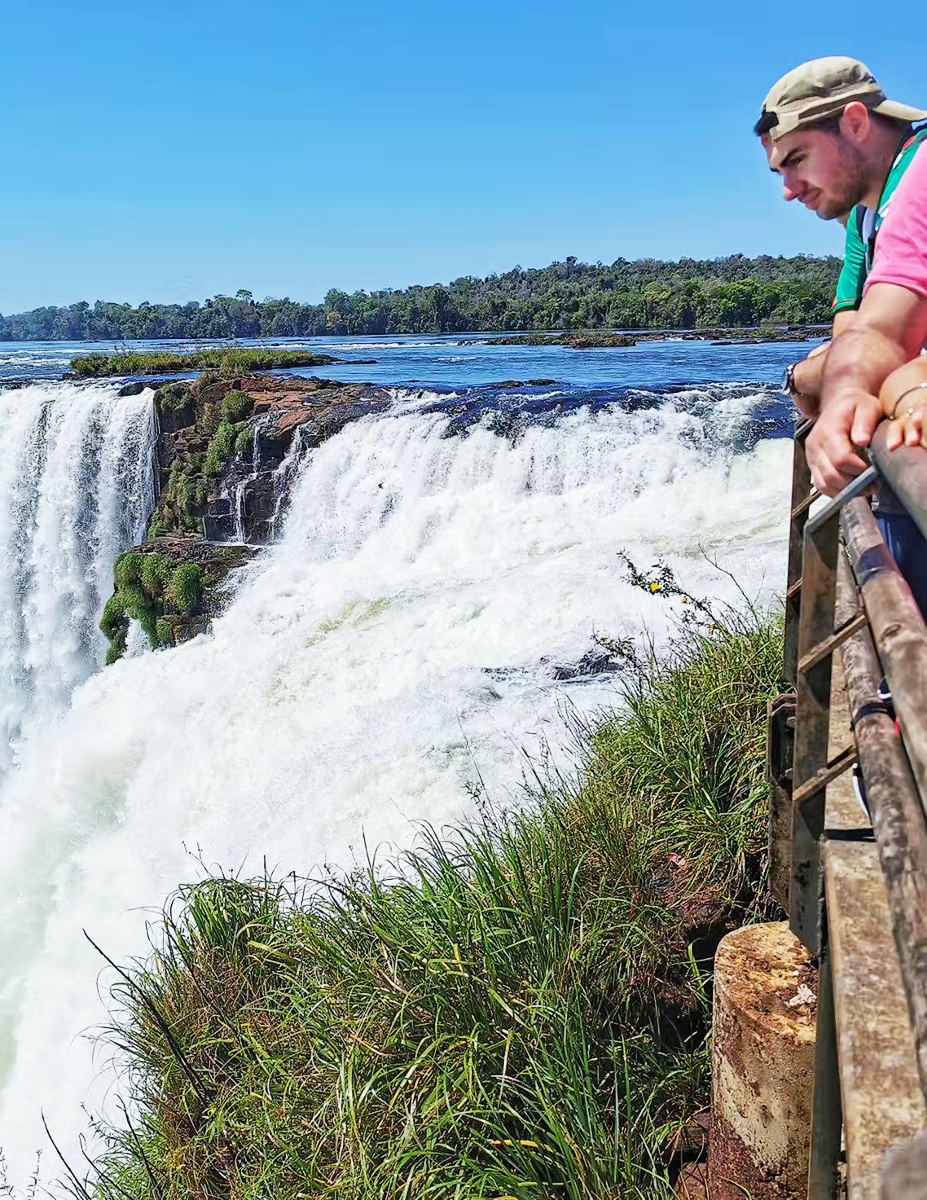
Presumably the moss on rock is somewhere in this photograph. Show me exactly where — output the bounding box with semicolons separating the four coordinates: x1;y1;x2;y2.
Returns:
169;564;203;614
101;542;255;662
203;423;237;478
154;382;189;415
220;390;253;423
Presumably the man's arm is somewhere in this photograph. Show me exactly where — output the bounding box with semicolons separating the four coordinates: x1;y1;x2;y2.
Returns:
809;288;927;493
809;144;927;494
786;208;863;417
789;310;857;417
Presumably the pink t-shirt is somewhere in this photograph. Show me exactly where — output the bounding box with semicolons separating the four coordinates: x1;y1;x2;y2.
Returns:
865;141;927;300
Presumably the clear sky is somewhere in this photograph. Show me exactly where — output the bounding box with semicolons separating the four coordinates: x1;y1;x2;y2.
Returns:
2;0;926;313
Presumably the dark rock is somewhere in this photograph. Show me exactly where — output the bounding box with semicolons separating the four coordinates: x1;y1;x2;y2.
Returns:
544;648;623;680
111;372;393;651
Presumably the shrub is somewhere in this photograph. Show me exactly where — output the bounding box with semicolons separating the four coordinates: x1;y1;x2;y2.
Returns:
154;383;189;415
146;510;165;541
99;594;126;642
169;564;202;614
234;425;253;456
113;551;144;590
155;618;175;647
104;642;125;666
220;390;253;423
69;349;335;378
173;476;194;514
204;423;237;477
141;554;172;599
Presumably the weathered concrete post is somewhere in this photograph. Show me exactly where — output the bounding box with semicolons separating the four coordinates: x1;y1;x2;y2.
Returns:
709;921;817;1199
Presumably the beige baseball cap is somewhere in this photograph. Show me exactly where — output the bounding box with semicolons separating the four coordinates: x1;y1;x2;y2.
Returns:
757;56;927;140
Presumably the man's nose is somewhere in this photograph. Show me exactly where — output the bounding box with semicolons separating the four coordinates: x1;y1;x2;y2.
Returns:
782;180;800;202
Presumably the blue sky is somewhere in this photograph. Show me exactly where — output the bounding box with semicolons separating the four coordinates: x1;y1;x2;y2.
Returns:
2;0;926;313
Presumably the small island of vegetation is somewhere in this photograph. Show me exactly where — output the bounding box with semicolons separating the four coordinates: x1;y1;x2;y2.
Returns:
68;347;339;378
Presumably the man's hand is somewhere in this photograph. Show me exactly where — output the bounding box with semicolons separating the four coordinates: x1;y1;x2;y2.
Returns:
806;388;883;495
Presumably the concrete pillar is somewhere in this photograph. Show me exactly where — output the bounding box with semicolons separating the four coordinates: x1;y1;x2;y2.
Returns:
709;921;817;1199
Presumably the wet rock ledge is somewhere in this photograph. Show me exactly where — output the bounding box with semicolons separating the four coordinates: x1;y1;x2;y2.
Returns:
103;372;389;660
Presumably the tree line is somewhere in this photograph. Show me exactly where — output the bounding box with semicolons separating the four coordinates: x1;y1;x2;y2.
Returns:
0;253;842;342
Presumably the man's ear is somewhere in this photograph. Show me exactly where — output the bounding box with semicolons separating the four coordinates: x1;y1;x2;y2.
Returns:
839;101;871;144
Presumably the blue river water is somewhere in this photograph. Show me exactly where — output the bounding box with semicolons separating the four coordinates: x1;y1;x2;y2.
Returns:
0;330;814;391
0;331;815;455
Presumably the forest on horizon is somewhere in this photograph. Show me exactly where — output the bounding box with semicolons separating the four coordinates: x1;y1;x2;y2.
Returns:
0;253;842;341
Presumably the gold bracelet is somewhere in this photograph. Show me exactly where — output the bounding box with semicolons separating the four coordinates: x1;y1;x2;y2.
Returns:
890;380;927;419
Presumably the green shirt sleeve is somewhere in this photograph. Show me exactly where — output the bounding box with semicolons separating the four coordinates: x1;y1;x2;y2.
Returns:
833;208;866;313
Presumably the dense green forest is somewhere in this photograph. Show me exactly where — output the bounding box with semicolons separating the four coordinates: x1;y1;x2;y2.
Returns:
0;253;841;341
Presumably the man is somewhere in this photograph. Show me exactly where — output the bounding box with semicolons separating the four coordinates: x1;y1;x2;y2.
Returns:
821;140;927;466
756;57;927;608
757;57;927;418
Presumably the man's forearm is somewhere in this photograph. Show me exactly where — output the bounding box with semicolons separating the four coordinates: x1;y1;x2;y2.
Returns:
820;324;907;406
788;314;855;415
821;283;927;408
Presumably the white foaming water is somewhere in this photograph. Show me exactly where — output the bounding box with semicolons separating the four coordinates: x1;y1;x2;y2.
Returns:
0;383;155;772
0;390;791;1181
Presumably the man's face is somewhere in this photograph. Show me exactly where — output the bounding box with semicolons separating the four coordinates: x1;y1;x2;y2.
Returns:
765;127;866;220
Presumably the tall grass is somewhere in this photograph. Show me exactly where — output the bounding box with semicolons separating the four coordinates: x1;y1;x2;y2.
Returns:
68;349;336;378
78;609;782;1199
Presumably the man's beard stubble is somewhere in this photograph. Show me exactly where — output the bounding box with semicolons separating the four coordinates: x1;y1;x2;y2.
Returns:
816;142;867;221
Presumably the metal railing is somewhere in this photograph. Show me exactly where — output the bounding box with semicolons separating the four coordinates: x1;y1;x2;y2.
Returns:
772;420;927;1198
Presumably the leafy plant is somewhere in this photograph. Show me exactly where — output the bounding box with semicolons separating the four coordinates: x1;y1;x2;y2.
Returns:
203;424;236;477
169;565;202;614
219;390;254;423
153;383;189;415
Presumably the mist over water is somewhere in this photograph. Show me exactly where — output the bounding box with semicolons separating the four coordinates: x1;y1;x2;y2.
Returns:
0;363;793;1182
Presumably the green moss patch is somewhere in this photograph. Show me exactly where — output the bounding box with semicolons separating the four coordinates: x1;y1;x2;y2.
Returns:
100;552;203;661
153;382;190;415
203;422;238;478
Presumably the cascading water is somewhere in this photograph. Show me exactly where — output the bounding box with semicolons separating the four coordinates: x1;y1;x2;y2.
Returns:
0;387;791;1182
0;383;155;772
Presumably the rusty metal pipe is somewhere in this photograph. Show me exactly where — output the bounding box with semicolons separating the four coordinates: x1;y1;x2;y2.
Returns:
841;497;927;1100
870;424;927;546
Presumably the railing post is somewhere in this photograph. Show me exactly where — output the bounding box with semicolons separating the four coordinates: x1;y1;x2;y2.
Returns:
789;469;877;954
808;944;842;1200
784;418;814;687
789;505;839;953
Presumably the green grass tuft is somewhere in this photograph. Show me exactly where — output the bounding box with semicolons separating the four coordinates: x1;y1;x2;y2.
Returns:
140;554;172;599
203;423;237;477
84;609;782;1198
219;390;254;423
155;618;175;647
169;564;202;614
234;424;253;455
113;551;143;591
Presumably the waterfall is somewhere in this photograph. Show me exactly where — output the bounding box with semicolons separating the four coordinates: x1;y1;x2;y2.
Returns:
0;388;789;1181
0;383;155;770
